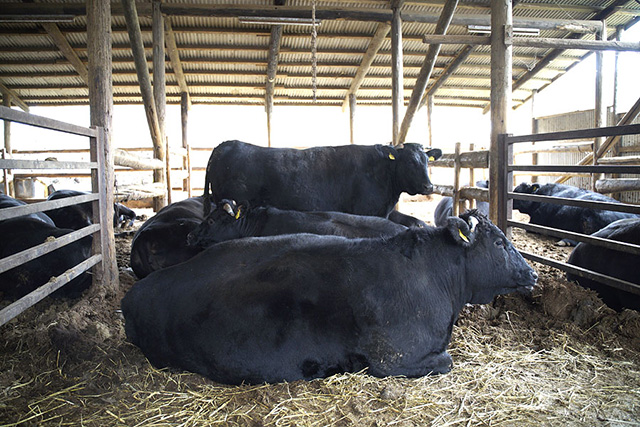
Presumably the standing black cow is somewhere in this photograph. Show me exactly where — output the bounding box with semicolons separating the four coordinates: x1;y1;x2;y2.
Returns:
203;140;441;227
512;182;638;246
130;196;210;278
0;217;93;300
187;199;407;248
122;211;537;385
47;189;137;230
0;194;55;225
567;218;640;312
434;180;489;227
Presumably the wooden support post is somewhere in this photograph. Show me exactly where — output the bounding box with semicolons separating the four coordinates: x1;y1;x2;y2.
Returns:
398;0;458;144
153;0;167;210
497;133;513;236
469;142;475;208
349;93;356;144
391;7;403;146
87;0;118;293
613;27;622;116
489;0;513;225
181;92;191;197
3;96;10;196
452;142;461;216
531;89;538;183
121;0;163;173
593;21;607;191
426;94;434;147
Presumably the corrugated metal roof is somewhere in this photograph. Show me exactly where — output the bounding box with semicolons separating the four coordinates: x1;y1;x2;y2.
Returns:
0;0;638;111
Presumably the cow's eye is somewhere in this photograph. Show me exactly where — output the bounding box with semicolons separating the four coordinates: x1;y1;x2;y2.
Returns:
207;217;215;225
494;239;504;248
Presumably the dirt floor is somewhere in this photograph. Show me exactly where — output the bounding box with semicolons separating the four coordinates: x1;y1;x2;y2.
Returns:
1;198;639;426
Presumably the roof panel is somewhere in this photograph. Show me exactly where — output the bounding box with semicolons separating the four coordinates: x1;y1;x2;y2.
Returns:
0;0;637;109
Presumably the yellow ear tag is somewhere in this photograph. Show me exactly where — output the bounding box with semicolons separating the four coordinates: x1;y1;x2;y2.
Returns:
235;208;241;220
458;229;469;243
388;153;395;160
428;156;435;161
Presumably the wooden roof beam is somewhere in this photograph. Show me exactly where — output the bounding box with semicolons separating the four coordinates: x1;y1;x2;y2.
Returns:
341;23;391;111
483;0;632;113
0;3;605;32
398;0;458;144
0;81;29;112
41;23;89;85
164;18;190;106
419;44;475;108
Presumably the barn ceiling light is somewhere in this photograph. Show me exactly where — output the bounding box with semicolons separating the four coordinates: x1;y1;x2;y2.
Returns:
467;25;540;36
238;16;321;26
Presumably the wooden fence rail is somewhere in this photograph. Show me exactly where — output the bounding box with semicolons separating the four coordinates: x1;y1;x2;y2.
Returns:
0;105;115;326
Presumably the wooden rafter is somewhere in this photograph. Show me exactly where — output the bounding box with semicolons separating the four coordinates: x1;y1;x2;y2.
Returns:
0;81;29;112
341;23;390;111
164;18;190;103
41;22;89;85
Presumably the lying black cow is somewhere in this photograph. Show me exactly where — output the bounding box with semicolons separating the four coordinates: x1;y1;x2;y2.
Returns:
0;217;92;300
130;196;210;279
203;140;441;227
567;218;640;312
512;182;638;246
187;199;407;248
434;180;489;227
0;194;55;225
122;211;537;385
47;189;137;230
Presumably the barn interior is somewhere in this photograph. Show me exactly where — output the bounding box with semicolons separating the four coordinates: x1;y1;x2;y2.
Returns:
1;0;640;425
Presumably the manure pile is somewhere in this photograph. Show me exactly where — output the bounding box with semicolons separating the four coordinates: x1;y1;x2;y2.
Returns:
0;230;639;426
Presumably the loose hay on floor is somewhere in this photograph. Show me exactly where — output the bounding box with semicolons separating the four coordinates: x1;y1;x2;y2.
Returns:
1;227;639;426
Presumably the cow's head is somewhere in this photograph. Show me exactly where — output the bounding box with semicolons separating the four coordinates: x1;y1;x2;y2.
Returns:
391;143;442;196
512;182;540;214
186;199;245;247
445;210;537;304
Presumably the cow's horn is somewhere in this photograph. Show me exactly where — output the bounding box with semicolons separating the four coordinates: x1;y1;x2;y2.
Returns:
468;216;479;233
223;203;234;216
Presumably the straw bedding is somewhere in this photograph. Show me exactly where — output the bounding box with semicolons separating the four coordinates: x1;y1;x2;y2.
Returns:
1;221;639;426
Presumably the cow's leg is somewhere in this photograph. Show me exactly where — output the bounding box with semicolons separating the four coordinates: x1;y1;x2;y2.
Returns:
370;350;452;378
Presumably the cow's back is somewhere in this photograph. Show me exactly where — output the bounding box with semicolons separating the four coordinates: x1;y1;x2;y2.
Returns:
568;218;640;311
205;141;394;216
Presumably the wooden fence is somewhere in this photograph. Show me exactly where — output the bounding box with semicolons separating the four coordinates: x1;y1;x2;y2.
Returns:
0;106;116;325
497;123;640;296
430;142;489;216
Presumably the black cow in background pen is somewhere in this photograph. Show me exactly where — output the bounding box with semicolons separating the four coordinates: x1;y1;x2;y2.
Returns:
202;140;441;228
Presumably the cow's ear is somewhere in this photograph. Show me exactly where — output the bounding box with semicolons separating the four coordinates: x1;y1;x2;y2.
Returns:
222;202;235;217
446;217;474;248
426;148;442;162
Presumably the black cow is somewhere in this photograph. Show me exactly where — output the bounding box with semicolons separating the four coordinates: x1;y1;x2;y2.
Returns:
512;182;638;246
567;218;640;312
130;196;210;279
122;211;537;385
203;140;442;227
187;199;407;248
0;194;55;225
434;180;489;227
47;189;137;230
0;217;92;300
